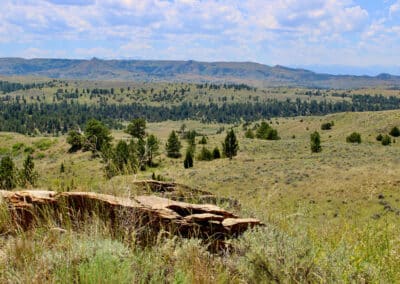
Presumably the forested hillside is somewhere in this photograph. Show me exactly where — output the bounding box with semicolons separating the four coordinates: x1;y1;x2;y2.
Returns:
1;58;400;88
1;79;400;134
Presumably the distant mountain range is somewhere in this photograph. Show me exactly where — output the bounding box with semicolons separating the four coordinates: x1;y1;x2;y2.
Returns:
0;57;399;89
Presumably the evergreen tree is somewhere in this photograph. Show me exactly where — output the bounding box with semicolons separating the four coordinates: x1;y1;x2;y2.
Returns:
126;118;146;139
66;129;84;152
310;131;322;153
84;119;112;152
166;131;182;158
265;128;280;140
212;147;221;159
0;156;16;190
255;121;279;140
223;129;239;159
199;135;207;144
389;126;400;137
256;121;271;139
60;162;65;173
19;155;38;187
183;149;194;168
185;130;197;147
114;140;130;172
146;134;160;166
137;138;147;170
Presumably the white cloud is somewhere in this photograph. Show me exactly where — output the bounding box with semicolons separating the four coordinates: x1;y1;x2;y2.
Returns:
390;0;400;16
3;0;400;67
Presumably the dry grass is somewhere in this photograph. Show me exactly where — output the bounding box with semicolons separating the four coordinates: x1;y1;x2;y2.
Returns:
2;110;400;282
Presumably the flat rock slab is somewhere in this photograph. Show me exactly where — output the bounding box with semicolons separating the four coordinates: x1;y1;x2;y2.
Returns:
0;190;262;241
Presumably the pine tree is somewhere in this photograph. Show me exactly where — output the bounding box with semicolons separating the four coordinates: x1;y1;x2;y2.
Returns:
66;129;84;152
255;121;279;140
222;129;239;159
60;162;65;173
183;149;194;168
310;131;322;153
166;131;182;158
0;156;16;190
199;135;207;144
126;118;146;139
212;147;221;159
137;138;147;170
84;119;112;153
389;126;400;137
19;155;38;187
256;121;271;139
146;134;160;167
114;140;130;172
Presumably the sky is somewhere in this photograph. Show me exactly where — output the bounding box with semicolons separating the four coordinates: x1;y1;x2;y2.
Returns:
1;0;400;74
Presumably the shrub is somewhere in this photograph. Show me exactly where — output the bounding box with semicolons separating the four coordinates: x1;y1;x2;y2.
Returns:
382;135;391;146
376;134;383;141
256;122;280;140
12;143;25;153
33;138;54;151
346;132;362;144
197;147;213;161
389;126;400;137
321;122;333;130
245;129;255;139
310;131;321;153
265;128;280;140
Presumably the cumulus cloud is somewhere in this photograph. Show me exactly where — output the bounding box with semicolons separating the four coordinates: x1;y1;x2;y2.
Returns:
1;0;399;66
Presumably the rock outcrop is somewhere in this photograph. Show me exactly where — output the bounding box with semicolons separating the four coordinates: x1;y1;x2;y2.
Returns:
0;190;261;241
132;180;240;208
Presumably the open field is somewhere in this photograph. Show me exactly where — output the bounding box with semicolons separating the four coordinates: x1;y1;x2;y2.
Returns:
1;110;400;282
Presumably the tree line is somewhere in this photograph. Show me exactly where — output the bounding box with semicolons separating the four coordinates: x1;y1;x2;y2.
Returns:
2;94;400;135
0;80;55;94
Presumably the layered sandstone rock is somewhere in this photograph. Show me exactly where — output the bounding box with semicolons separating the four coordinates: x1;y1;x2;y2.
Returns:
0;190;261;240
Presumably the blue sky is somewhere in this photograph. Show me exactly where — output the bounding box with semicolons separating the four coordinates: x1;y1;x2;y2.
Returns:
1;0;400;74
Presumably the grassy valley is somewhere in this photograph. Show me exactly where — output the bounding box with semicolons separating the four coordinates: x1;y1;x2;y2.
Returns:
1;97;400;282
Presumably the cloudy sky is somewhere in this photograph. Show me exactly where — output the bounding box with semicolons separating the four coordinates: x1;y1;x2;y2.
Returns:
1;0;399;74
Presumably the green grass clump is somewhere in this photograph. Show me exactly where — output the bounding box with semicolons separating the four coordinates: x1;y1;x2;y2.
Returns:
33;139;56;151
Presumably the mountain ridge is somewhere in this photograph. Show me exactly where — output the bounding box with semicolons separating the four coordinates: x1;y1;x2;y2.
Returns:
0;57;399;88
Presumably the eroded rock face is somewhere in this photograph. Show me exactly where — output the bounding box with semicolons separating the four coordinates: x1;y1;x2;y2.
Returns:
0;190;262;241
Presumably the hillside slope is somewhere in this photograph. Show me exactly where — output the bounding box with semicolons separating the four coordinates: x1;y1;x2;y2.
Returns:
1;58;400;88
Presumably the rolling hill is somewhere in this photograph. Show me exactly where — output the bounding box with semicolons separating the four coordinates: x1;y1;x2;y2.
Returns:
0;57;400;88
